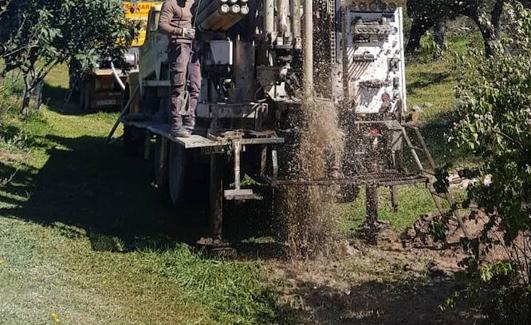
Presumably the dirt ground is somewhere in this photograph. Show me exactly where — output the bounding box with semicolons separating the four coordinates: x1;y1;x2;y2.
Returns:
260;228;481;325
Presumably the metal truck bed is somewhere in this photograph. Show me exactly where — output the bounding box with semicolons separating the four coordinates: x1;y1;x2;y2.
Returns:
123;120;284;149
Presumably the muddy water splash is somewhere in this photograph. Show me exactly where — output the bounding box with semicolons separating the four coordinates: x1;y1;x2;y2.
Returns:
277;99;345;259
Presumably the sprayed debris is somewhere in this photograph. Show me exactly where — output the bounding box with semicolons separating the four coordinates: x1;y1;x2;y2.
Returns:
276;98;345;259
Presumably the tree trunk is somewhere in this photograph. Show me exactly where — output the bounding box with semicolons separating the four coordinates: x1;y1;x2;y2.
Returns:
406;17;435;54
469;0;505;57
21;76;31;117
491;0;505;41
33;80;43;111
434;18;447;50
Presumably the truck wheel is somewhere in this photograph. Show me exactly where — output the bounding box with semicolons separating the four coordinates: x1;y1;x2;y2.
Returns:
168;142;187;207
123;125;145;156
153;137;168;189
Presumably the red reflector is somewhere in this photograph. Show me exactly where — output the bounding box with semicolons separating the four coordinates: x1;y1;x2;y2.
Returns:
369;128;380;137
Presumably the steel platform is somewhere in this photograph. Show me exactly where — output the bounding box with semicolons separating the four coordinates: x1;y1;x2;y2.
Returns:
122;120;284;149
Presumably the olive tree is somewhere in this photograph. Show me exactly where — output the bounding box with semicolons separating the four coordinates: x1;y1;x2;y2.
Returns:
0;0;134;115
445;2;530;321
407;0;530;56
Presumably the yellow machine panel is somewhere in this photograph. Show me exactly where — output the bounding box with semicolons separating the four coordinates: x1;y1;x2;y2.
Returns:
123;1;162;47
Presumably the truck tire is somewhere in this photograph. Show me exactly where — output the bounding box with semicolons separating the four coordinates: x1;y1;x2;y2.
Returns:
123;125;145;157
168;142;187;207
153;137;168;190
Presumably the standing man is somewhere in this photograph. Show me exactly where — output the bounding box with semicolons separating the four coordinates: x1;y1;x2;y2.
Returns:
159;0;201;138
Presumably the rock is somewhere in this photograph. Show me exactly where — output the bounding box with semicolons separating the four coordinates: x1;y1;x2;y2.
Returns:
427;260;453;278
339;240;357;256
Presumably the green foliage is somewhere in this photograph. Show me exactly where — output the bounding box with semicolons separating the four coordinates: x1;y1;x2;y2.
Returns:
428;218;447;242
414;33;444;62
0;0;134;113
443;261;530;324
442;2;531;322
479;261;514;282
451;2;531;243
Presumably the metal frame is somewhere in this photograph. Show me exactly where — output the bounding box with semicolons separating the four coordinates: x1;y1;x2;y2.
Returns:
122;119;284;242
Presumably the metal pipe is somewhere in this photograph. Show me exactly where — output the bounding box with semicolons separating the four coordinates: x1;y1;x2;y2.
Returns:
219;6;249;31
233;140;241;190
218;7;249;31
211;5;240;30
209;154;224;240
110;62;125;91
366;185;379;227
397;7;408;112
106;85;139;143
240;4;249;15
199;4;231;31
303;0;313;98
263;0;274;35
195;0;229;26
291;0;301;39
277;0;289;34
230;4;241;14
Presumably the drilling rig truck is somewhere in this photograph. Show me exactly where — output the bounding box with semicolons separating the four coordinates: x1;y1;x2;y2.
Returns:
112;0;467;244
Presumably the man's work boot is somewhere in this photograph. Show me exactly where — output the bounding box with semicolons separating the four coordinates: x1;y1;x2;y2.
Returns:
183;115;195;132
170;126;191;138
170;112;192;138
170;115;191;138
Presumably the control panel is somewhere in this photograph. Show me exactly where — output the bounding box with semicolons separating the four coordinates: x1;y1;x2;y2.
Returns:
335;1;407;114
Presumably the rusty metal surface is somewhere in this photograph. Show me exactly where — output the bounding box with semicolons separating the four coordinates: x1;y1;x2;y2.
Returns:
224;189;261;201
123;120;284;149
272;173;428;187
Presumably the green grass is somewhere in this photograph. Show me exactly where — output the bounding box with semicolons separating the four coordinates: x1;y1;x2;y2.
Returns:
406;32;483;123
0;70;292;324
405;33;483;168
338;185;446;234
0;217;289;324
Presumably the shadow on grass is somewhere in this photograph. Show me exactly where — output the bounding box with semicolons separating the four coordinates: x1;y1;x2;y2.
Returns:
0;127;285;257
417;110;475;166
287;276;474;324
0;129;299;323
408;71;452;97
0;132;209;251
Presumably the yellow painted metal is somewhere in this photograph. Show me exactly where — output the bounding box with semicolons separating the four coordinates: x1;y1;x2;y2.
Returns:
123;1;163;47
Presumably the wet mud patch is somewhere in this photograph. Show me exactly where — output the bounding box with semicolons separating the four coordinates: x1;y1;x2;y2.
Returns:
264;235;481;324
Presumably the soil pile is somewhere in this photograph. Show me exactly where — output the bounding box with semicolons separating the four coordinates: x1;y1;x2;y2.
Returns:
277;98;344;259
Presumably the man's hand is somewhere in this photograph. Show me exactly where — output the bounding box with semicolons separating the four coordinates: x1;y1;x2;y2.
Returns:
181;28;196;39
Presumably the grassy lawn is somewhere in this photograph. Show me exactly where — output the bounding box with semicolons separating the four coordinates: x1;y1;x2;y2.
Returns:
0;216;289;324
338;184;445;234
0;68;292;324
